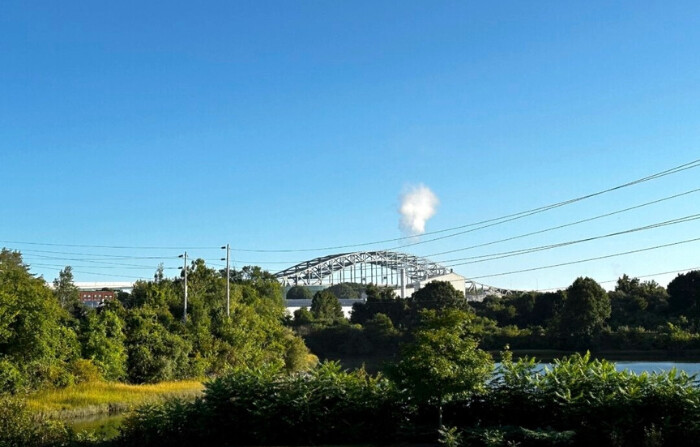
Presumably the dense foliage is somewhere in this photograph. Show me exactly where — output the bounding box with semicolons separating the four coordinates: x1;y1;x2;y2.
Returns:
120;362;405;446
3;253;700;446
296;272;700;364
0;248;315;393
460;352;700;446
118;350;700;447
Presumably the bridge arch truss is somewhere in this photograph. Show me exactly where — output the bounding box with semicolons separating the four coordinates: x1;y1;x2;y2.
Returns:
273;251;512;298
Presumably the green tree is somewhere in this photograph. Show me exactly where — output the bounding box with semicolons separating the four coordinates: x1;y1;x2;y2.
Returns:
668;270;700;317
408;281;469;328
530;291;564;327
365;313;398;339
351;284;407;327
0;249;80;389
609;275;669;329
81;308;127;381
286;285;312;301
293;307;315;325
52;266;82;314
364;313;400;351
555;277;610;345
389;308;493;427
311;290;345;324
125;308;193;383
411;281;469;312
325;282;362;300
472;295;518;326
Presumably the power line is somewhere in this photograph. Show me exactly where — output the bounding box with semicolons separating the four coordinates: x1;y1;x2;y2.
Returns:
26;253;178;269
39;267;150;280
238;211;700;270
468;237;700;280
17;248;175;260
1;158;698;253
152;187;700;268
228;158;700;252
440;213;700;266
0;241;219;250
424;187;700;258
536;266;700;292
30;262;177;270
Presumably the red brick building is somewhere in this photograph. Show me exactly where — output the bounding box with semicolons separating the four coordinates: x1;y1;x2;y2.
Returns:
79;290;115;308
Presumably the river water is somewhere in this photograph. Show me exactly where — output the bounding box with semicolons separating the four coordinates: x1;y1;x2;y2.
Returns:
510;361;700;376
608;361;700;376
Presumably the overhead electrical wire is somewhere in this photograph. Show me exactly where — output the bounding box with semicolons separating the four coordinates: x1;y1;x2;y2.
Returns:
438;213;700;266
17;248;175;260
179;187;700;267
227;158;700;253
26;253;178;269
536;266;700;292
1;158;698;253
422;187;700;258
31;266;151;279
466;237;700;280
16;206;700;281
30;262;177;270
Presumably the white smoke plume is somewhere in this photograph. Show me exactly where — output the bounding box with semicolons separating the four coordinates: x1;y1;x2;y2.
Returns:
399;184;439;236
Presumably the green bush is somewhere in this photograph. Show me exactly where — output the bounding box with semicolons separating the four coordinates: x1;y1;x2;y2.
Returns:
0;358;24;394
462;426;575;447
70;358;103;384
0;397;69;447
465;352;700;446
120;362;406;446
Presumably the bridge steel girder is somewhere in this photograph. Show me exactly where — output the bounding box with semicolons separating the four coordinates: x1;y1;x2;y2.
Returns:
273;251;513;299
274;251;450;287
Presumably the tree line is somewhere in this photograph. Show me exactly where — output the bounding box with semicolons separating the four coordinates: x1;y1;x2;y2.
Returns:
2;246;700;446
74;314;700;446
0;248;315;394
289;270;700;360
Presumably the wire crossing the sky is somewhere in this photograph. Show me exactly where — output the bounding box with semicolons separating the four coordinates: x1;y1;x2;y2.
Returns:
439;213;700;266
1;158;698;253
468;237;700;280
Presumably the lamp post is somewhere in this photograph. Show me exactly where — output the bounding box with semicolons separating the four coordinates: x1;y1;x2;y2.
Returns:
221;244;230;318
178;252;188;323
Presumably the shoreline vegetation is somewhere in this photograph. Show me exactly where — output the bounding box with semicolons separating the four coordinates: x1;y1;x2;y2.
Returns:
108;353;700;447
25;380;204;421
324;350;700;374
2;247;700;446
507;349;700;362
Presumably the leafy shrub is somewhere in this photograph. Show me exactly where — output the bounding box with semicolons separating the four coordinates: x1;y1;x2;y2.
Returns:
70;358;103;384
466;352;700;446
0;397;69;447
119;362;407;446
0;358;25;394
463;426;575;447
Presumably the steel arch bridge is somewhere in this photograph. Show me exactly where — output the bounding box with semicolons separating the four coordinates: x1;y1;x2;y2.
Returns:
273;251;511;298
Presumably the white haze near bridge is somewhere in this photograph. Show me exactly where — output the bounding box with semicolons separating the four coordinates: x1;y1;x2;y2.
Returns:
399;184;439;236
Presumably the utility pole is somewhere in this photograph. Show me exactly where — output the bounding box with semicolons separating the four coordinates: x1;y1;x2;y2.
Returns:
179;252;188;323
221;244;230;318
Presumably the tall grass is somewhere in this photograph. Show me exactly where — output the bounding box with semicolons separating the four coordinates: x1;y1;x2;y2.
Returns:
26;380;203;420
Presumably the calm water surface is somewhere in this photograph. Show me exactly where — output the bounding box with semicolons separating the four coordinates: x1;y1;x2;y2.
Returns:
504;361;700;376
611;361;700;376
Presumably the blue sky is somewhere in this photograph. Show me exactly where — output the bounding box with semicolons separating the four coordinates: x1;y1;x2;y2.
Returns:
1;1;699;291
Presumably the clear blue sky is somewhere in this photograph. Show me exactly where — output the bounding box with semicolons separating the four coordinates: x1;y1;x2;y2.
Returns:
2;1;699;291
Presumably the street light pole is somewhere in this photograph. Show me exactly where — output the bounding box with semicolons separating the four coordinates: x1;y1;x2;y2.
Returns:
179;252;188;323
221;244;230;318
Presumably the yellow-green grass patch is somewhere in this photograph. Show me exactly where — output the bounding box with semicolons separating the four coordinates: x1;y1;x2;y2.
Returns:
26;380;204;420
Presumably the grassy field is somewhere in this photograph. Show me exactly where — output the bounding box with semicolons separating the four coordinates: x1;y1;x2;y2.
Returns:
26;380;204;420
